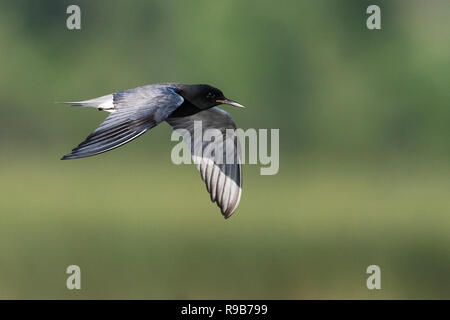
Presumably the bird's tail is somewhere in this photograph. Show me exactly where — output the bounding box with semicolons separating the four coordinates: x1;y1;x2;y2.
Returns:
57;94;114;111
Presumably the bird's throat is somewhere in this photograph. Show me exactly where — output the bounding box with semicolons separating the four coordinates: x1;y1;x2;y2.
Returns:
168;100;203;118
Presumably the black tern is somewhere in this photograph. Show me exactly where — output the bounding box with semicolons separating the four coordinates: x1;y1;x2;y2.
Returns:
61;83;245;218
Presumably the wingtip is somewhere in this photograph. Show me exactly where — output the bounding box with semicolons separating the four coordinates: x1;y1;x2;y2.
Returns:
61;154;73;160
222;209;236;219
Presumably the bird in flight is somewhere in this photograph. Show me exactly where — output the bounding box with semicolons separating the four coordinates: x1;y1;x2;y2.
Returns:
61;83;245;218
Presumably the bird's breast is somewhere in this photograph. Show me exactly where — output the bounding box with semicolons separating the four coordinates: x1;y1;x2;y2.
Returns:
168;100;202;118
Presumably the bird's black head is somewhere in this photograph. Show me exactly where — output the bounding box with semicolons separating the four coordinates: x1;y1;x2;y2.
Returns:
181;84;245;110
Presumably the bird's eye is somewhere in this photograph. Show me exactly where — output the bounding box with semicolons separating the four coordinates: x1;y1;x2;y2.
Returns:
206;92;215;99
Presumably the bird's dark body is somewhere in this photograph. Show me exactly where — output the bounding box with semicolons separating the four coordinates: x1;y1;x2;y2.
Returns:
166;99;202;118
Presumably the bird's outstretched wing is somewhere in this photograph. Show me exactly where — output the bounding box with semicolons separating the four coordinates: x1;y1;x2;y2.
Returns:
166;107;242;218
62;86;184;159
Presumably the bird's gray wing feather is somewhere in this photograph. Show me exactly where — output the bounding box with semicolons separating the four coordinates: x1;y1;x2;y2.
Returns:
166;107;242;218
62;86;183;159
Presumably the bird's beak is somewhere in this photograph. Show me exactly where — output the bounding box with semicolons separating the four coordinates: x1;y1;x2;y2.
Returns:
216;99;246;108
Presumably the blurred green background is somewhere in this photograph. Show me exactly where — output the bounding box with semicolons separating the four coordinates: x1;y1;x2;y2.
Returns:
0;0;449;299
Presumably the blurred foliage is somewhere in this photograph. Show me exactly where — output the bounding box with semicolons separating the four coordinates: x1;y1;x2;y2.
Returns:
0;0;449;299
0;157;449;299
1;0;449;155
